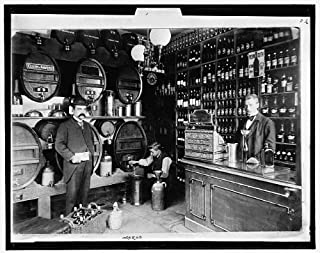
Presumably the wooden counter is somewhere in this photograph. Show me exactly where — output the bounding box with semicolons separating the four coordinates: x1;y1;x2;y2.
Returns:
179;158;302;232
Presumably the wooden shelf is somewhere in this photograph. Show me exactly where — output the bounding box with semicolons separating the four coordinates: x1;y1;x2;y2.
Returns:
265;64;299;72
260;91;297;96
12;116;145;121
262;38;299;49
275;160;296;167
276;142;297;146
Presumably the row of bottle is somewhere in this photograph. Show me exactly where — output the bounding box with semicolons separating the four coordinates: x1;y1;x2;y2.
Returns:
188;45;201;67
261;94;297;118
177;111;189;126
236;31;256;54
176;72;187;88
217;35;235;58
216;118;237;135
189;69;201;87
217;100;237;116
202;63;216;85
176;51;188;69
265;46;298;70
276;121;296;144
177;129;185;143
216;81;237;99
262;28;293;46
260;73;298;94
164;28;233;54
202;39;216;63
155;82;176;96
177;91;189;108
188;88;201;107
274;147;296;163
238;80;257;98
216;58;237;81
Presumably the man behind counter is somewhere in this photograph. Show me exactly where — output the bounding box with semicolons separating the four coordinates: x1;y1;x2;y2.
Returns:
237;94;276;162
55;97;95;215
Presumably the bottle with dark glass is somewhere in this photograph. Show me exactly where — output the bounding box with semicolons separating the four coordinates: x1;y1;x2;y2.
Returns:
276;123;285;143
253;52;259;77
261;97;270;116
12;79;23;117
279;95;288;117
290;47;298;65
284;48;290;67
262;143;274;167
280;73;287;92
270;96;279;117
287;122;296;144
277;50;284;68
286;75;293;92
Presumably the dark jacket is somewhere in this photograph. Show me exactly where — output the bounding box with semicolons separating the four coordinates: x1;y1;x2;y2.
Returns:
236;112;276;161
151;151;170;172
55;117;94;183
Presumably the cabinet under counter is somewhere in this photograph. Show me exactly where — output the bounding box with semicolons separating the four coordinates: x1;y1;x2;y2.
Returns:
180;158;301;232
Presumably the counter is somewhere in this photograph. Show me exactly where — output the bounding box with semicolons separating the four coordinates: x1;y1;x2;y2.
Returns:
179;158;302;232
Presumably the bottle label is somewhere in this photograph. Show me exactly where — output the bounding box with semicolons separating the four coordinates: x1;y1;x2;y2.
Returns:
278;58;283;66
271;109;278;114
291;55;297;64
284;56;290;65
266;60;271;69
279;108;287;114
286;82;293;92
277;134;284;141
272;59;277;67
287;135;295;142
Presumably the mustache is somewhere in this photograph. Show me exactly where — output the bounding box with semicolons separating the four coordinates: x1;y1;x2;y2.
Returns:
78;113;86;118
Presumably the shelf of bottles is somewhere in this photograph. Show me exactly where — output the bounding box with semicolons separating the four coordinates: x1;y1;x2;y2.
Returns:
259;34;299;169
173;27;300;174
155;75;176;97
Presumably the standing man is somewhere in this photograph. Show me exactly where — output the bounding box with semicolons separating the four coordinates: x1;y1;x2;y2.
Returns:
237;94;276;162
55;97;94;215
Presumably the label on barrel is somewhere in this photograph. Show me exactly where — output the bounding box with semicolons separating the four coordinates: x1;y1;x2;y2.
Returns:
26;63;55;72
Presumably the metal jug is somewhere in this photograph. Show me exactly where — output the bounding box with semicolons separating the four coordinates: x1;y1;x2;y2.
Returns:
227;143;238;163
151;170;166;211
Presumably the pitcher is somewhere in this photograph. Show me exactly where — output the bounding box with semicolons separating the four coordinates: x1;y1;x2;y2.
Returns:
227;143;238;163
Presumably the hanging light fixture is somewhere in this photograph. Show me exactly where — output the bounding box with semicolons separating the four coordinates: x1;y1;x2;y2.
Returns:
131;44;146;75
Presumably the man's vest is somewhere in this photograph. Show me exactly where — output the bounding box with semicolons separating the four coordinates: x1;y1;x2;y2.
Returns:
152;151;169;172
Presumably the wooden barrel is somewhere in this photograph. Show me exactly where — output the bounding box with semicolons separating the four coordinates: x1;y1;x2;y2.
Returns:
12;122;46;190
77;30;101;54
55;123;103;174
113;121;147;171
121;33;139;55
21;51;61;102
94;119;124;138
33;120;60;141
100;29;122;58
51;29;77;51
116;65;142;104
75;58;107;104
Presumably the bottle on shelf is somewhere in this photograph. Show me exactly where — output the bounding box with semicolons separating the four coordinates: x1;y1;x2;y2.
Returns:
284;48;290;67
287;122;296;144
266;53;272;70
279;95;288;117
270;96;279;117
261;97;270;116
12;79;23;117
253;52;259;77
276;123;285;143
271;52;277;69
280;73;287;92
286;75;293;92
272;78;279;93
266;74;273;94
277;50;284;68
262;142;274;167
290;47;298;66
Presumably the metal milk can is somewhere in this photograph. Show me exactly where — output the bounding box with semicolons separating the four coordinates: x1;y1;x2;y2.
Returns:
151;170;167;211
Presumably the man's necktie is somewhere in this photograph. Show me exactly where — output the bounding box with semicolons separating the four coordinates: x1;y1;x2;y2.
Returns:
247;115;255;121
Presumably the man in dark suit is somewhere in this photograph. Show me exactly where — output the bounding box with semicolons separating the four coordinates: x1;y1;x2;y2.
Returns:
55;97;94;215
237;94;276;162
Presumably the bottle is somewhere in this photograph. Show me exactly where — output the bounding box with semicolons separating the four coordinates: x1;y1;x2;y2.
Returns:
288;92;297;117
266;74;273;94
260;76;267;94
47;134;54;150
253;52;259;77
276;123;285;143
270;96;279;117
263;143;274;167
261;97;270;116
284;48;290;67
286;75;293;92
12;79;23;117
239;55;244;78
272;78;279;93
280;73;287;92
266;53;272;70
271;52;277;69
279;96;288;117
277;50;284;68
287;122;296;144
100;150;112;177
290;47;297;65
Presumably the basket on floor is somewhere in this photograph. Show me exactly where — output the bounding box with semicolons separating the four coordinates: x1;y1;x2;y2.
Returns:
60;202;108;234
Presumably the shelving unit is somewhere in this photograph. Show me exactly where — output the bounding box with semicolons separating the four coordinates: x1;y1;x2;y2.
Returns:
164;27;300;184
